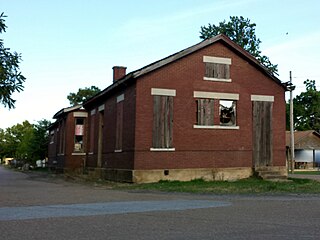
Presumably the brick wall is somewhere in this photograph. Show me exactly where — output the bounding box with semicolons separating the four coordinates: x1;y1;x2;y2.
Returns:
85;82;136;170
134;41;286;170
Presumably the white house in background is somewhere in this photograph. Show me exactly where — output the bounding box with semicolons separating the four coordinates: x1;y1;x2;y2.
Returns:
286;130;320;169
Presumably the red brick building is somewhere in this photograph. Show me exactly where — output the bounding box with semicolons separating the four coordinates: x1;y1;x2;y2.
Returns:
49;34;287;182
48;105;88;173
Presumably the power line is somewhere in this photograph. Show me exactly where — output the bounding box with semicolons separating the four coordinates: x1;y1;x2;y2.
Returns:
293;76;320;79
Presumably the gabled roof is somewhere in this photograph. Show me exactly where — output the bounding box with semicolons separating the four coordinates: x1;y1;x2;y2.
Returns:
84;34;285;108
53;105;82;119
286;130;320;150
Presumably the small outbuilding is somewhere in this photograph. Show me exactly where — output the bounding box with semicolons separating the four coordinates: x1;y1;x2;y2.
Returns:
286;130;320;169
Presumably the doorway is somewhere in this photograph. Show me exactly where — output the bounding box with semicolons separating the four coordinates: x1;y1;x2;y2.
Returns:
252;101;273;167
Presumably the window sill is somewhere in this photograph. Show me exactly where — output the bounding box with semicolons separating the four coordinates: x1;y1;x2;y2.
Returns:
88;152;94;155
72;152;86;156
150;148;175;152
114;149;122;153
193;125;239;130
203;77;232;82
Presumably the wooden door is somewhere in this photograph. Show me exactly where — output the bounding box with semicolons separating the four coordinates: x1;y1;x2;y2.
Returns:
252;101;273;167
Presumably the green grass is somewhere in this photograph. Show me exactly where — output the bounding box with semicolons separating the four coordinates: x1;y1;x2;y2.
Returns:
116;177;320;194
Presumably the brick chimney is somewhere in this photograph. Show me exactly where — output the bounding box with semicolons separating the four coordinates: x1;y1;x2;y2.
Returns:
113;66;127;82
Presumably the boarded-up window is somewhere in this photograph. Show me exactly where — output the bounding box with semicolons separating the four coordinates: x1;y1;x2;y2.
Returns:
196;99;214;125
152;95;173;148
205;62;230;79
49;130;55;144
115;97;124;150
58;120;65;154
89;114;95;152
219;100;236;126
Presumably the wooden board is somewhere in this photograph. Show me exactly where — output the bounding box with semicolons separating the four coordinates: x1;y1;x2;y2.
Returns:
253;101;273;167
153;96;173;148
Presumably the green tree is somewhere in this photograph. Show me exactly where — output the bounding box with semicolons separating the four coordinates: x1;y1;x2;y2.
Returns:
33;119;51;160
0;119;51;164
200;16;278;74
290;79;320;131
16;123;35;161
0;12;25;109
67;86;101;106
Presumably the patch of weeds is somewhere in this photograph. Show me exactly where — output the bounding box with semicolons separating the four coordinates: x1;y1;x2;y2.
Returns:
118;176;320;194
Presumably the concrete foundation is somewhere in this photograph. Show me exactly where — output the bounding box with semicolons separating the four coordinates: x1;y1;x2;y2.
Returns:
132;167;253;183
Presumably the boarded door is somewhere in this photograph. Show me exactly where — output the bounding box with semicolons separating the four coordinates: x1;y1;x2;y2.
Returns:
252;101;273;167
97;111;104;168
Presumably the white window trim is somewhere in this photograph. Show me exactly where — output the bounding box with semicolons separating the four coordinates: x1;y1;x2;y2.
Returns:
193;125;239;130
117;94;124;103
98;104;105;111
194;91;239;100
73;112;88;117
150;148;176;152
114;149;122;153
251;95;274;102
90;109;96;115
203;56;232;65
151;88;176;96
72;152;86;156
203;77;232;82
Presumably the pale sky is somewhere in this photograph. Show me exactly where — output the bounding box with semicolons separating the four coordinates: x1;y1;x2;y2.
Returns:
1;0;320;129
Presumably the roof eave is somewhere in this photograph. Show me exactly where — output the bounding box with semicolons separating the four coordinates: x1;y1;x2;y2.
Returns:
53;105;82;119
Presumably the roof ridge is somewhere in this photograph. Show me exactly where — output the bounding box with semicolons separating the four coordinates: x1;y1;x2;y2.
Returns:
84;34;283;107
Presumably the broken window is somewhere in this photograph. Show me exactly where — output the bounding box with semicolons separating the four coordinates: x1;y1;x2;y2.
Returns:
219;100;236;126
74;118;85;152
196;99;214;126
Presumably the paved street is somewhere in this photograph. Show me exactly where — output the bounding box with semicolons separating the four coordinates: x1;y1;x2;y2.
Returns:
1;166;320;240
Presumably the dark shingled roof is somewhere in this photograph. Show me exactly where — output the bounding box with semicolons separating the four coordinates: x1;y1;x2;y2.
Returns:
84;34;285;108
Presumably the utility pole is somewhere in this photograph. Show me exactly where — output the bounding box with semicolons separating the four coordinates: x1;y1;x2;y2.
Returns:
289;71;295;173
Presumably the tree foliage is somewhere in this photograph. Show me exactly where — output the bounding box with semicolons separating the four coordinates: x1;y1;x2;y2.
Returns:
0;12;25;109
290;80;320;131
67;86;101;106
0;119;51;164
200;16;278;74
